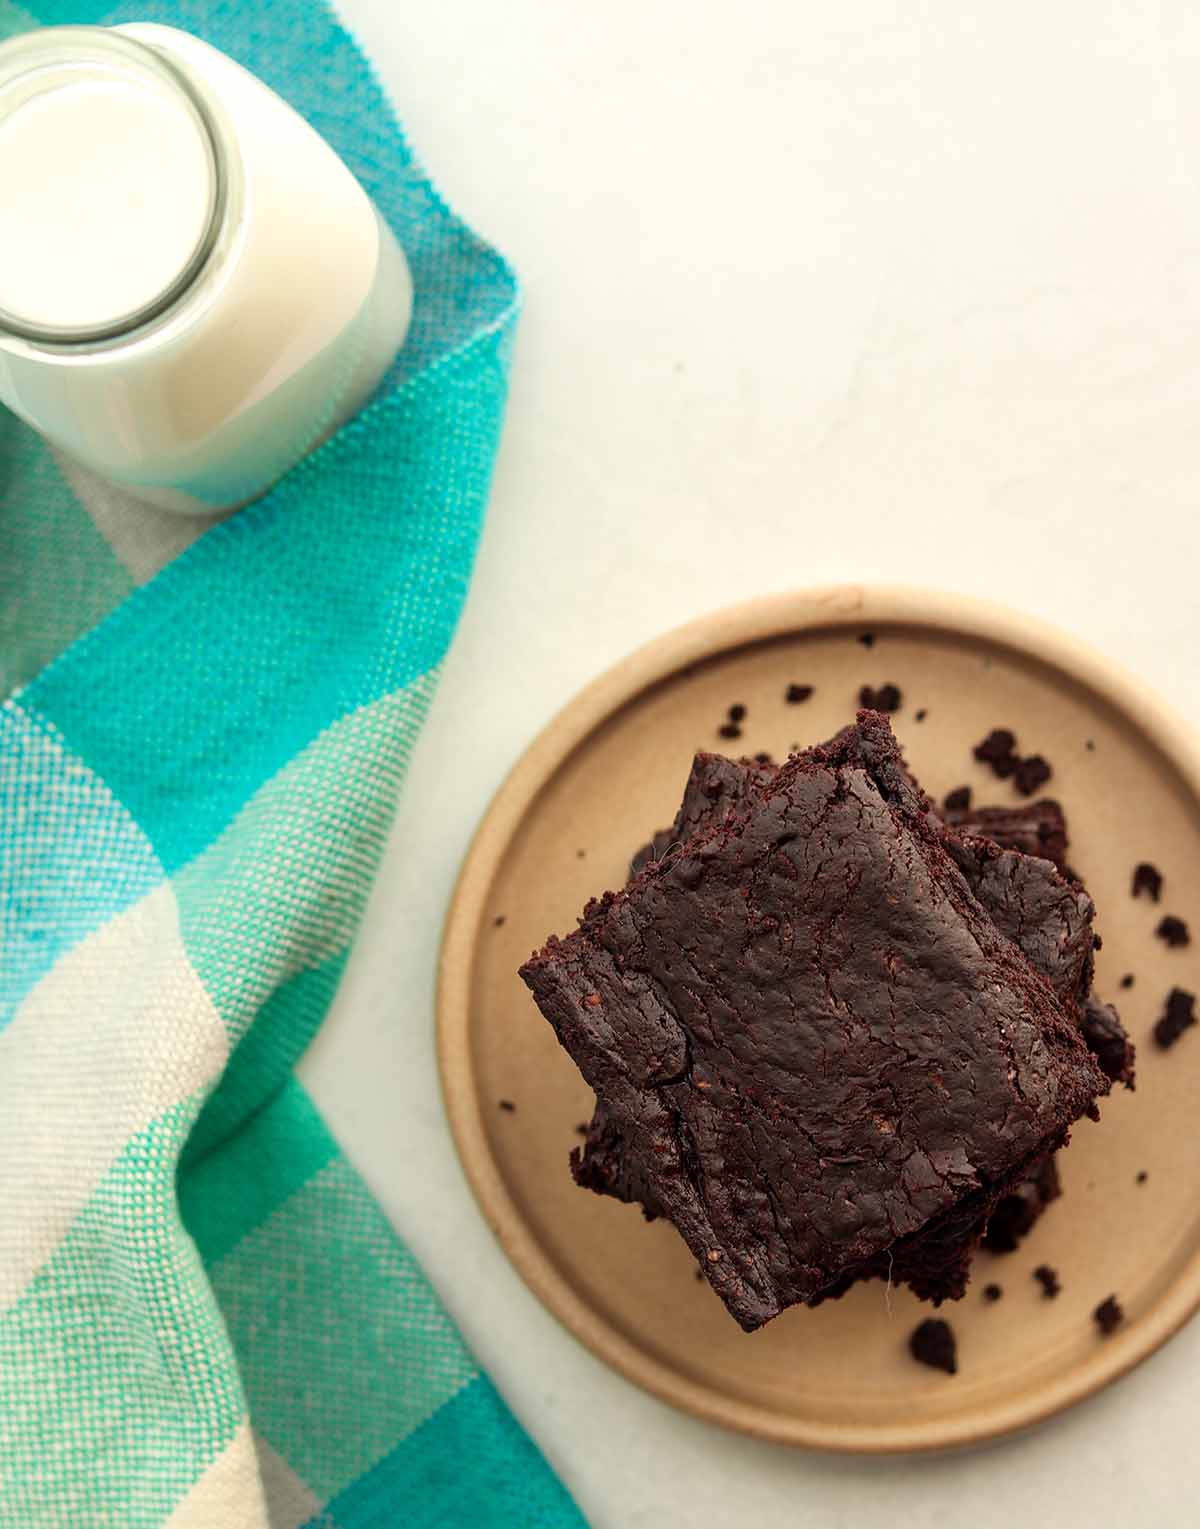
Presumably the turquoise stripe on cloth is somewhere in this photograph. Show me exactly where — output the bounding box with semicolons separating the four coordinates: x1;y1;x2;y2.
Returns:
0;2;586;1525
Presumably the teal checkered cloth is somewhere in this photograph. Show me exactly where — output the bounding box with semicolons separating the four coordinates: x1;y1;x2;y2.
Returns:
0;3;585;1525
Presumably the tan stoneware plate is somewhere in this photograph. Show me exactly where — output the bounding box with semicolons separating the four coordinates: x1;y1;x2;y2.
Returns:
437;586;1200;1453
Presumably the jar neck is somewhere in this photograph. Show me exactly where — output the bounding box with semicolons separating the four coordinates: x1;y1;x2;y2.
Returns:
0;25;233;349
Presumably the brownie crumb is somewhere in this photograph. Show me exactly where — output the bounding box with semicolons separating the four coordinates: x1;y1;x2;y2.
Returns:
909;1318;957;1375
493;915;507;928
717;722;742;741
983;1283;1003;1303
1086;740;1096;752
498;1099;516;1113
785;684;814;705
754;751;772;765
1136;1170;1148;1184
1153;987;1196;1049
974;728;1019;779
1014;755;1053;797
727;703;746;723
859;683;902;713
1094;1295;1124;1336
915;709;927;722
1120;974;1135;990
1132;863;1163;902
575;1122;590;1137
943;786;972;812
1156;915;1190;949
695;1267;705;1281
857;633;877;648
576;849;587;859
1034;1265;1061;1298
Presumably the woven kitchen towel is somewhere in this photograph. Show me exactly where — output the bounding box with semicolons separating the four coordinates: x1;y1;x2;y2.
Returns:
0;2;585;1525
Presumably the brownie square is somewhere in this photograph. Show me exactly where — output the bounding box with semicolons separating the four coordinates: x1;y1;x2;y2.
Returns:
598;749;1124;1281
521;714;1106;1330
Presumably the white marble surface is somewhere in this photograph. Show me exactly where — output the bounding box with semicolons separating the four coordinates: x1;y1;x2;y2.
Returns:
305;3;1200;1522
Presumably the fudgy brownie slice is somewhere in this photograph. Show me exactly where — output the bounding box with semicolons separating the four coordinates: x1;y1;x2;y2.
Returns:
521;714;1107;1330
607;751;1129;1262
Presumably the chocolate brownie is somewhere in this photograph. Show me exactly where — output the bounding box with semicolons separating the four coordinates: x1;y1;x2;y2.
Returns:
614;752;1126;1262
943;799;1069;873
522;714;1107;1330
982;1155;1061;1253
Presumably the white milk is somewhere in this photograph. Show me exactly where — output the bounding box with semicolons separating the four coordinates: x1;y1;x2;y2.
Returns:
0;25;413;513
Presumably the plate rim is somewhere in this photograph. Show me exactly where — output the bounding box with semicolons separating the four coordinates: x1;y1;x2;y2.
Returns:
437;583;1200;1453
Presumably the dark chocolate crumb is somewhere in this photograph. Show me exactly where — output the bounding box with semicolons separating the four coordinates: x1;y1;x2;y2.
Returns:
754;751;772;765
1120;974;1135;990
1132;863;1163;902
915;709;927;722
1014;755;1053;797
1094;1295;1124;1336
575;1123;590;1137
943;786;972;812
1136;1170;1148;1184
1086;739;1095;751
909;1318;957;1375
695;1267;705;1281
974;728;1019;779
493;915;507;928
785;684;814;705
857;633;877;648
1154;987;1196;1049
1093;934;1103;952
1156;915;1190;949
498;1099;516;1113
727;703;746;723
1034;1265;1061;1298
859;682;902;713
576;849;587;859
717;722;742;741
983;1284;1003;1303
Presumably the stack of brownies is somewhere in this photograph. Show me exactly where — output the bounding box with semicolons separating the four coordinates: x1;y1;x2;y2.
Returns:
520;712;1132;1331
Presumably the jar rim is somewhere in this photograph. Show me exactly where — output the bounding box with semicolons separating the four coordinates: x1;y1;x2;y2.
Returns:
0;25;232;348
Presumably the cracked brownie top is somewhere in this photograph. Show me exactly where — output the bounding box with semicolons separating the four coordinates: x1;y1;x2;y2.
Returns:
520;712;1106;1330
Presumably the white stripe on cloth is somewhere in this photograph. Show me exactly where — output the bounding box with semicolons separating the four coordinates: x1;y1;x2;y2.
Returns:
0;881;228;1311
163;1419;271;1529
250;1432;324;1529
54;451;229;586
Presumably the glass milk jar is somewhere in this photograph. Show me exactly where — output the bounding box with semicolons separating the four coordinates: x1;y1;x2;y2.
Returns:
0;24;413;514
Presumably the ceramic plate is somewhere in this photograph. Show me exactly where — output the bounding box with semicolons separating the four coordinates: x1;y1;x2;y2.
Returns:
438;586;1200;1452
